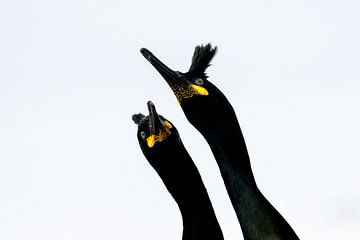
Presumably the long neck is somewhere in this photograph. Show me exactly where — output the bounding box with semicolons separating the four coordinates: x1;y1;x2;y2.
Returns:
200;108;299;240
156;145;224;240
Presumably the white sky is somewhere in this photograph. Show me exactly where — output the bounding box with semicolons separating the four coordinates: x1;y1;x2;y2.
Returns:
0;0;359;239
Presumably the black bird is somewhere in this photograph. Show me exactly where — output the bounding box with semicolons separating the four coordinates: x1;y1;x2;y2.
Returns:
140;45;300;240
132;101;224;240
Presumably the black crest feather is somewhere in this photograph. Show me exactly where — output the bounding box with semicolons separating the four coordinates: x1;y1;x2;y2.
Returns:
188;44;217;77
132;113;145;125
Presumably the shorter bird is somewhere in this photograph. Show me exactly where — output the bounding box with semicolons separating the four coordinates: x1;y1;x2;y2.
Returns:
132;101;224;240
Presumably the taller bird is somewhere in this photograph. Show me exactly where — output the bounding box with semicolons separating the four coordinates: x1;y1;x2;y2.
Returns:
140;45;300;240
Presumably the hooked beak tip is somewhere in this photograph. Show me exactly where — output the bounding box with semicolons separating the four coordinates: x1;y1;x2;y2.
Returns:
147;101;155;111
140;48;152;61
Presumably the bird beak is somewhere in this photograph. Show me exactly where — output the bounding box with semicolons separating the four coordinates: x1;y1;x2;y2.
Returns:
140;48;179;85
147;101;163;136
146;101;166;148
140;47;209;103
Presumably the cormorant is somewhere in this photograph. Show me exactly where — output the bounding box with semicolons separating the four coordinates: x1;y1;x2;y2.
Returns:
132;101;224;240
140;45;300;240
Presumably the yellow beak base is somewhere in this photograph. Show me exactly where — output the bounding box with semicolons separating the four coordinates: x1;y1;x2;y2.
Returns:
190;85;209;96
146;135;156;148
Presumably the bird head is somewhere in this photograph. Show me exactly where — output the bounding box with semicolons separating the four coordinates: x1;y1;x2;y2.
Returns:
140;44;235;135
132;101;179;162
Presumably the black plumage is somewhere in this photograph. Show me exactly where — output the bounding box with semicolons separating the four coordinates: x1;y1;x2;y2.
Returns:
132;101;224;240
140;45;300;240
188;44;217;78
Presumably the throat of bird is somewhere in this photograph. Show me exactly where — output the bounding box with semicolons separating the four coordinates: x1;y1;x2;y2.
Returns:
146;121;173;148
205;127;257;186
171;85;208;103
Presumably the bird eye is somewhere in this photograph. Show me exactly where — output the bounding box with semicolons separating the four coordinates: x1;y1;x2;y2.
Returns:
140;131;146;139
195;78;204;85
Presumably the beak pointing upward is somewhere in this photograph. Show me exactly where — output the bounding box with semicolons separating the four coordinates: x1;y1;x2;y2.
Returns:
140;48;179;86
147;101;162;135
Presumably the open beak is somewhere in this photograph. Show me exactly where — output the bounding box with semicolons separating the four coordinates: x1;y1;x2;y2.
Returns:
140;48;180;86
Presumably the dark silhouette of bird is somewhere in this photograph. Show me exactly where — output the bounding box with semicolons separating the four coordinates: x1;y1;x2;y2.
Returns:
140;45;300;240
132;101;224;240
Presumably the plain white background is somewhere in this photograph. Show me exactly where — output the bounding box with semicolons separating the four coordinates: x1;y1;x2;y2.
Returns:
0;0;359;239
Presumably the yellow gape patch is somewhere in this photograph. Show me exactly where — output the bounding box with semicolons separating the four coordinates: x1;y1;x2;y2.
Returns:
170;84;209;103
146;120;173;148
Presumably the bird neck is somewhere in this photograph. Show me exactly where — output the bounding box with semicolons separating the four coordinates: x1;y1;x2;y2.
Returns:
202;112;257;186
181;201;224;240
178;177;224;240
198;110;299;240
157;146;223;240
